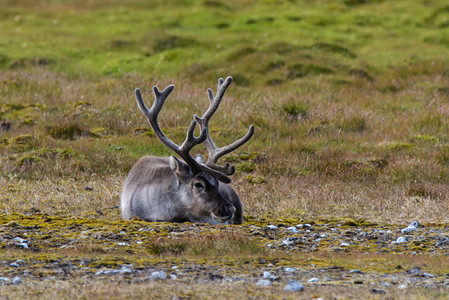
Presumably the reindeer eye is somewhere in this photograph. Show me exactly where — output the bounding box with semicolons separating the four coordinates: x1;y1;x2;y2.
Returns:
193;182;205;189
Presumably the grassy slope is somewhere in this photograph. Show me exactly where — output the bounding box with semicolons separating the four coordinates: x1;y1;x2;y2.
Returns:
2;0;449;222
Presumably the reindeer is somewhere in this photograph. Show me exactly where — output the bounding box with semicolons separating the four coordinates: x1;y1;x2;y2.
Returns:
121;77;254;224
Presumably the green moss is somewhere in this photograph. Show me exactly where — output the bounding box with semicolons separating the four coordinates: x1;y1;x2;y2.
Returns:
243;175;266;184
12;134;34;144
18;155;41;165
236;162;256;173
385;142;414;151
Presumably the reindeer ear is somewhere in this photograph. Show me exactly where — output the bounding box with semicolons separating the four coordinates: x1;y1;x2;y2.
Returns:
169;156;192;178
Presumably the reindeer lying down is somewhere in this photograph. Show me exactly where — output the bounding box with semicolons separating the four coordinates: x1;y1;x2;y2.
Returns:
121;77;254;224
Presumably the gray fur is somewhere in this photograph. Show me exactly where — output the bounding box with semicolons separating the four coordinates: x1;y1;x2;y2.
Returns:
121;156;243;224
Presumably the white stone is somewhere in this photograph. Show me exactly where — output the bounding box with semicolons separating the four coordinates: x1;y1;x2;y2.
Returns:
392;236;406;244
283;238;294;246
12;277;22;284
12;237;26;243
256;279;272;286
286;226;299;233
150;271;167;280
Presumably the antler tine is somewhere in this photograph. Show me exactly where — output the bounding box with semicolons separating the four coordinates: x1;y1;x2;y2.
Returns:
195;76;255;176
135;85;213;177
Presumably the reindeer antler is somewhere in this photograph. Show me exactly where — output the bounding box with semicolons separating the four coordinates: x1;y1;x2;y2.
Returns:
194;76;255;176
135;84;233;183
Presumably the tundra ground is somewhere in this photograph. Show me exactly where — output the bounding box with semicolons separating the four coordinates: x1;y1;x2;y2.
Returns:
2;0;449;298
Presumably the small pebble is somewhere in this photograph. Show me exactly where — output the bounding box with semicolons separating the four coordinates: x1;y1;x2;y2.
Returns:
339;242;350;247
308;277;319;283
12;237;26;243
12;277;22;284
284;280;304;292
262;271;277;280
391;236;406;244
284;267;295;272
150;271;167;280
408;267;421;274
170;274;177;280
371;288;386;294
349;269;362;274
286;226;299;233
262;271;271;278
401;221;419;233
266;225;278;230
422;272;435;278
119;267;133;274
9;262;20;268
0;277;10;282
256;279;272;286
398;284;407;289
282;238;294;246
18;243;28;249
117;242;129;246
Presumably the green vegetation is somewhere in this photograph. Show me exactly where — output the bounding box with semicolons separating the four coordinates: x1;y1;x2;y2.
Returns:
1;0;449;298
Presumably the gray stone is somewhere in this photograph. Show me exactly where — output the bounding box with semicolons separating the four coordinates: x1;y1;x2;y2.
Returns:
256;279;272;286
12;277;22;284
284;280;304;292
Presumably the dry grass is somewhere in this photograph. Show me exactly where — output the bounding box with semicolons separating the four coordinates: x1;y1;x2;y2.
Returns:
0;278;446;300
2;68;449;224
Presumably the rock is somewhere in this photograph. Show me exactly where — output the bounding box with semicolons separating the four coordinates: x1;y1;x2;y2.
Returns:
150;271;167;280
408;267;421;275
266;225;278;230
12;277;22;284
371;288;386;294
422;272;435;278
308;277;319;283
398;284;407;289
349;269;362;274
262;271;277;280
95;269;123;276
12;237;26;243
286;226;299;233
256;279;272;286
282;238;295;246
284;280;304;292
391;236;406;244
339;242;350;247
0;277;10;282
284;267;295;272
18;243;29;249
170;274;177;280
119;266;133;274
401;221;419;233
9;262;20;268
117;242;129;246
